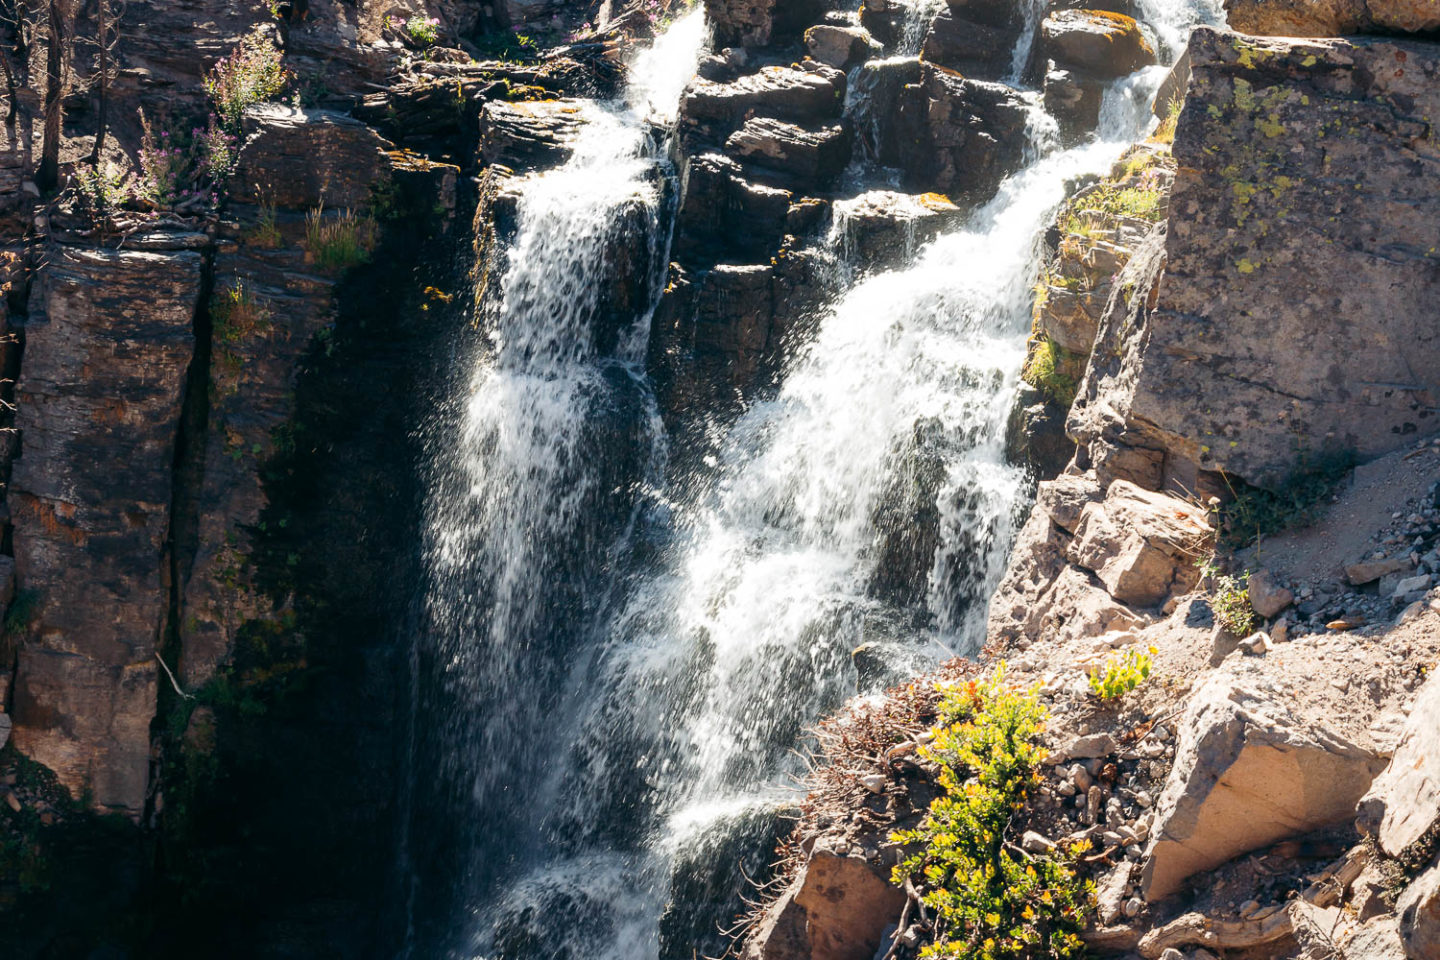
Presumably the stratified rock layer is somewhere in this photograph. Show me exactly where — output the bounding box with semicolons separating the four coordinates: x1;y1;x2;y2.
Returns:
9;243;203;817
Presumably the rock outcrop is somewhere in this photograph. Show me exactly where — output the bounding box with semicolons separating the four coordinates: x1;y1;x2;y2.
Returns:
1071;28;1440;493
1068;479;1211;607
1224;0;1440;37
1357;669;1440;861
9;242;204;817
746;843;906;960
1141;677;1386;900
1400;859;1440;959
705;0;828;48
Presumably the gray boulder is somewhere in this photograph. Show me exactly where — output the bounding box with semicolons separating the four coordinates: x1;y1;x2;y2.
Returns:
804;24;882;71
1142;677;1387;900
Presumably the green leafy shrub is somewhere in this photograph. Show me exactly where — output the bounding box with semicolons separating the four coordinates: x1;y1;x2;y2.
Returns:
303;205;375;273
403;15;441;46
1212;571;1257;635
206;30;291;132
892;666;1094;960
1088;647;1155;700
1022;337;1081;407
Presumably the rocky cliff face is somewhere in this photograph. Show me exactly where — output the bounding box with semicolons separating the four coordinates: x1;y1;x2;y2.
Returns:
0;0;612;955
744;10;1440;960
2;0;1440;957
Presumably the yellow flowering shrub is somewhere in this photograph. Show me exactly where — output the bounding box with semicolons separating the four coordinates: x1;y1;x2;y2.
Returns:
891;666;1094;959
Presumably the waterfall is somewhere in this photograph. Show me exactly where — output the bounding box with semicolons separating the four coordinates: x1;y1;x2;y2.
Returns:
413;0;1226;956
900;0;945;55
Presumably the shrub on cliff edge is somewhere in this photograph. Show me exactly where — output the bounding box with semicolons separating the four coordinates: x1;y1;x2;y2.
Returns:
891;666;1093;960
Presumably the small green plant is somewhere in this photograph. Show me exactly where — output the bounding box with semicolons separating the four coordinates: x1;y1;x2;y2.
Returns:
303;205;375;273
1088;647;1155;700
892;666;1094;960
1212;570;1258;635
205;29;291;132
1022;337;1080;407
212;279;272;344
1151;94;1183;145
248;198;283;248
1065;181;1165;228
73;161;134;227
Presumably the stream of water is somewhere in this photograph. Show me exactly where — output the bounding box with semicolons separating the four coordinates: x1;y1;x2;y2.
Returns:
412;1;1222;956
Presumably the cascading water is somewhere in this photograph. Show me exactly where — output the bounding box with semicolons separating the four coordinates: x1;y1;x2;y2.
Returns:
414;0;1223;957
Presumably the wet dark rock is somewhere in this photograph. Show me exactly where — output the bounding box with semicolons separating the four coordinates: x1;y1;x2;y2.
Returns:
831;190;962;271
1044;67;1105;142
1040;10;1157;79
858;0;908;48
680;62;848;149
850;56;924;166
705;0;829;47
868;419;951;608
673;153;794;265
649;248;839;432
922;8;1021;79
478;99;588;171
893;65;1030;202
1006;384;1076;481
724;118;852;187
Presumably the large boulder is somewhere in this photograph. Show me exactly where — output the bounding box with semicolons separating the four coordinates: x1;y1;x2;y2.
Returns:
1067;480;1212;607
893;65;1030;202
745;842;906;960
1142;678;1388;900
805;24;883;71
1356;670;1440;860
1072;28;1440;492
1040;10;1156;79
921;8;1020;78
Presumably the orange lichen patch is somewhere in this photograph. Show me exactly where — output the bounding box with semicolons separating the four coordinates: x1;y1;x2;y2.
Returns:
1079;8;1142;29
91;397;130;425
12;493;87;547
918;191;959;210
